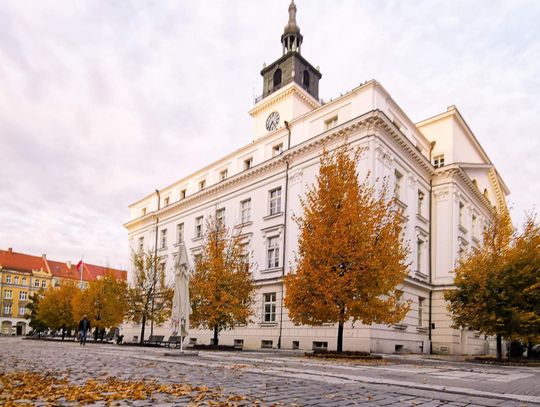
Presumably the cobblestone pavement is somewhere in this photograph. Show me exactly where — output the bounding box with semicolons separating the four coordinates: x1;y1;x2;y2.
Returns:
1;337;539;406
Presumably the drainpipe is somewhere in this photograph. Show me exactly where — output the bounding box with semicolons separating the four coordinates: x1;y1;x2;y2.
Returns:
428;141;435;354
277;121;292;349
150;189;160;337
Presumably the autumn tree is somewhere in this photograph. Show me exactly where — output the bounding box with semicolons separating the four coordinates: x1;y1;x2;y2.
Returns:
72;272;128;335
446;212;540;358
37;281;79;339
25;290;48;335
125;250;173;344
284;144;410;352
190;216;255;346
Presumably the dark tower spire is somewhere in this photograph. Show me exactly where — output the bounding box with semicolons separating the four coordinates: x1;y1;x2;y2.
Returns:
259;0;321;101
281;0;303;54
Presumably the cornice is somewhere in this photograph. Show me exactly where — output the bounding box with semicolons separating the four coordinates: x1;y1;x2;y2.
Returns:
488;167;508;214
125;110;435;231
249;83;320;117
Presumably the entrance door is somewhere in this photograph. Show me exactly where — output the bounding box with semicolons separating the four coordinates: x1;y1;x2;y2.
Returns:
16;325;23;335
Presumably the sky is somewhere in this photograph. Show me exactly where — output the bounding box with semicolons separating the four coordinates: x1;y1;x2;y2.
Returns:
1;0;539;270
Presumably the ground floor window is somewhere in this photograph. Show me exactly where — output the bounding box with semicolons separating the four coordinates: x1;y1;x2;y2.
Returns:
261;340;273;349
263;292;276;322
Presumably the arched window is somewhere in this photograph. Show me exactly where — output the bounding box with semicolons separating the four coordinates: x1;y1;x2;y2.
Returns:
303;70;310;88
273;69;282;89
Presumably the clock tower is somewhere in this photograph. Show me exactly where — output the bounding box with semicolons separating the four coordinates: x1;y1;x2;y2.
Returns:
249;0;322;141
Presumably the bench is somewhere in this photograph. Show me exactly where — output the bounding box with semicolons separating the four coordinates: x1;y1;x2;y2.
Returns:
163;335;183;348
143;335;164;346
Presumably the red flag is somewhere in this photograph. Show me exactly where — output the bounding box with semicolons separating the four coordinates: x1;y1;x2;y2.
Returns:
77;260;84;273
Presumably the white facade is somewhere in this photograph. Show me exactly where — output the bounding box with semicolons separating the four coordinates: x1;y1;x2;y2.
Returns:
124;5;509;355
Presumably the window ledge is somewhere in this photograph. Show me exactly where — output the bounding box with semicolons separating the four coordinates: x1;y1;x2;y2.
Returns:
458;225;468;234
259;322;278;328
192;236;203;242
415;271;428;280
235;221;253;229
260;267;282;274
263;212;284;221
173;242;185;247
394;198;408;210
416;213;428;223
416;327;428;334
393;324;408;331
472;236;480;244
158;246;167;251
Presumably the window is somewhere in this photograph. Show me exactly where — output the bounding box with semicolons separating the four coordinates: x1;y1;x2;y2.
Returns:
394;170;403;200
263;292;276;322
417;191;424;215
177;223;184;243
19;291;27;301
141;207;147;216
19;306;26;316
5;275;11;284
34;279;40;288
269;187;282;215
418;297;425;327
219;169;228;181
416;239;424;273
199;180;206;190
14;276;19;285
433;154;445;168
160;229;168;249
244;158;253;170
303;70;310;88
41;280;46;288
261;340;273;349
216;208;225;226
241;244;250;272
138;237;144;252
3;305;11;315
324;116;338;130
472;215;477;237
459;202;464;227
180;189;186;199
273;68;282;89
22;277;26;285
272;143;283;157
267;237;280;268
163;197;170;206
240;199;251;224
4;289;13;299
459;246;465;261
195;216;203;238
292;341;300;350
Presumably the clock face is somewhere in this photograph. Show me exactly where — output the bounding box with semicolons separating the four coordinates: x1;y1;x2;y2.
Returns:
266;111;280;132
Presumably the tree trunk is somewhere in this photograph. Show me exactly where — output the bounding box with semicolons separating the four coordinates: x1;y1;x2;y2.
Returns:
337;307;345;353
527;340;533;359
140;314;146;344
213;326;219;347
61;324;66;341
496;334;502;360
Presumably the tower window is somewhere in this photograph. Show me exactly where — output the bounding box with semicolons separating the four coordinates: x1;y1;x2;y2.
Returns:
433;154;445;168
303;70;310;88
273;69;282;89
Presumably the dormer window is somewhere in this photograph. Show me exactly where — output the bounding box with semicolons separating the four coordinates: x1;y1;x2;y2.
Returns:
273;143;283;157
163;197;170;206
199;180;206;191
141;207;147;216
244;158;253;170
180;189;186;199
325;116;338;130
219;169;228;181
433;154;445;168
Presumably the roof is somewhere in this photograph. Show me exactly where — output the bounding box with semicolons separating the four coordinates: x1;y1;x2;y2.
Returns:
0;248;127;282
0;249;47;274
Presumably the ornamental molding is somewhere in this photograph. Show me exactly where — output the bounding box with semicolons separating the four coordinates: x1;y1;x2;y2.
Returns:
249;84;320;117
288;169;303;185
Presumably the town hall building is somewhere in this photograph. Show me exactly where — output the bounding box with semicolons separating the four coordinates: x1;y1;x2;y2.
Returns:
124;1;509;355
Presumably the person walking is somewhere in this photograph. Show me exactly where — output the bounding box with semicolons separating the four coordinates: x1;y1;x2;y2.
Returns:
78;315;91;346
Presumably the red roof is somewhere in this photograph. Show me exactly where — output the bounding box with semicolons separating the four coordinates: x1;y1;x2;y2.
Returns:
0;248;126;282
0;249;47;274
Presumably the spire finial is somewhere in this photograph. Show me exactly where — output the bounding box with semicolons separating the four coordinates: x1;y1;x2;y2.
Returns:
282;0;303;54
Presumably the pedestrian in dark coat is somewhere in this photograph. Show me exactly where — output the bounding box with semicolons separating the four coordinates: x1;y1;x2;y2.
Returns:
78;315;91;346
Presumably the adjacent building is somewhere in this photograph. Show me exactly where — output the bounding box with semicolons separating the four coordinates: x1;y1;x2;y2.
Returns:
124;1;509;355
0;248;127;335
